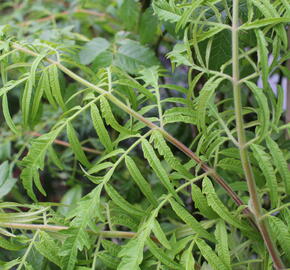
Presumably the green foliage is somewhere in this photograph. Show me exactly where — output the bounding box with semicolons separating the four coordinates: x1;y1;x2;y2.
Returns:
0;0;289;269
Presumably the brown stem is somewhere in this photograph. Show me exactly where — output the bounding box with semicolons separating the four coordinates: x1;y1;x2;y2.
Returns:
28;131;101;154
19;8;106;27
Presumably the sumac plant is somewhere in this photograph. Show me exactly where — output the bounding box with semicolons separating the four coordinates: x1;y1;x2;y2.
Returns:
0;0;289;269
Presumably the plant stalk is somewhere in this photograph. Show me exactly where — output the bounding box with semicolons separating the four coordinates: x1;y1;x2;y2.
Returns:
231;1;284;268
8;42;252;219
0;222;138;239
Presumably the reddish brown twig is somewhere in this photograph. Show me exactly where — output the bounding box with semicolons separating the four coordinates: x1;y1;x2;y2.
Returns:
19;8;106;27
29;131;101;155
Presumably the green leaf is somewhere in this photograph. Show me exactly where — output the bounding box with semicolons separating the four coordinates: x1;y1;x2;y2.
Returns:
2;93;18;134
141;139;181;204
266;137;290;194
197;26;228;43
251;144;278;207
111;212;139;231
98;251;120;269
117;206;161;269
207;30;232;71
281;0;290;16
0;161;9;187
60;227;90;270
0;76;29;98
215;220;231;268
118;229;149;270
66;122;90;167
146;238;182;269
152;0;181;23
217;158;244;174
79;38;110;65
164;114;197;125
245;81;270;142
176;0;204;31
48;64;66;110
0;206;48;223
274;86;284;125
92;51;113;70
60;185;104;269
96;149;125;164
191;183;217;219
0;227;16;238
115;39;159;75
58;185;82;216
68;184;104;225
139;7;158;44
20;128;61;201
116;73;156;101
151;130;192;178
30;71;46;122
196;238;230;270
180;240;195;270
138;66;159;88
202;177;248;230
168;197;215;242
42;70;57;108
48;146;64;170
125;156;158;206
0;259;21;270
255;30;269;87
163;106;197;118
269;216;290;261
0;236;23;251
90;103;113;152
88;161;113;174
119;0;140;31
102;239;122;257
34;231;62;267
105;184;144;217
240;17;290;30
152;219;171;249
21;53;46;125
197;77;225;130
100;96;133;134
0;161;17;199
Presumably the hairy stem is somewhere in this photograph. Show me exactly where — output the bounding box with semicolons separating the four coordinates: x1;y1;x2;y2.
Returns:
0;222;138;239
231;1;284;268
9;42;252;219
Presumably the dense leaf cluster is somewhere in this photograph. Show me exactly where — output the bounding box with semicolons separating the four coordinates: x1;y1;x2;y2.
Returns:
0;0;289;269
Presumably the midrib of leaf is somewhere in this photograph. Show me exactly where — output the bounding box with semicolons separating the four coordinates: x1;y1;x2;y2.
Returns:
16;230;40;270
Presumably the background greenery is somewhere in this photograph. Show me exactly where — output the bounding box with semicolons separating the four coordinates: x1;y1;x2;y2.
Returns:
0;0;290;269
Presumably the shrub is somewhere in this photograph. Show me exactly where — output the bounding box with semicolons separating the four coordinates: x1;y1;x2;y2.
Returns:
0;0;289;269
